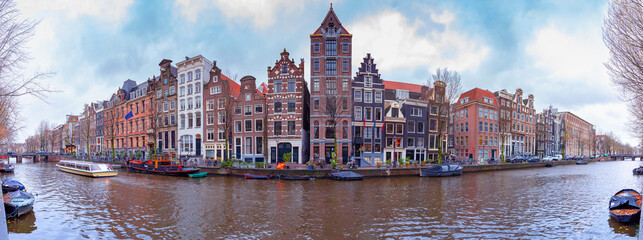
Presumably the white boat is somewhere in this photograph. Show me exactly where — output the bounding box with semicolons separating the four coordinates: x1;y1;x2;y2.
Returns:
56;160;118;178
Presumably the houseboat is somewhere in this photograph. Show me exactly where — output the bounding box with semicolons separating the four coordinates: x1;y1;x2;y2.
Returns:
56;160;118;178
127;155;199;176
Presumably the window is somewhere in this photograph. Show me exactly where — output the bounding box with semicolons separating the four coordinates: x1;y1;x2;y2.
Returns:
314;121;319;139
207;129;214;140
180;87;185;96
342;79;348;91
274;80;282;93
287;99;296;112
179;99;185;110
396;90;409;99
479;121;483;131
274;100;282;113
342;41;349;52
313;98;319;110
170;114;176;125
235;106;241;115
188;85;193;95
195;112;201;127
364;91;372;103
354;107;362;121
396;123;404;134
235;121;242;133
255;119;263;131
417;121;424;133
311;80;320;92
187;98;193;109
163;101;168;112
245;120;252;132
375;91;382;103
157;91;162;99
282;64;288;74
365;76;372;88
218;99;225;109
287;121;295;135
188;114;194;128
314;59;320;72
365;107;372;121
207;100;214;110
244;106;252;116
314;41;320;52
170;100;176;110
195;84;201;93
408;138;415;147
479;107;483;118
195;69;201;79
180;74;185;83
392;108;399;118
375;108;382;121
245;93;250;101
411;108;421;117
180;115;185;129
417;137;424;148
287;79;295;92
326;59;336;76
386;123;394;134
430;106;438;115
256;137;263;154
195;96;201;108
274;121;282;136
188;72;193;81
408;120;415;133
245;137;252;154
354;90;362;102
326;40;336;56
255;104;263;113
218;111;225;124
343;59;349;72
484;122;488;132
430;119;437;131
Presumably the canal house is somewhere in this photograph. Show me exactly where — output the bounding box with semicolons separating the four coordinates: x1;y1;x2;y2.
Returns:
351;53;384;166
266;49;310;164
232;75;268;163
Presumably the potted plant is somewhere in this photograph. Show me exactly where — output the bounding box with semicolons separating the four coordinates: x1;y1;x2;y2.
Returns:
376;161;382;168
397;158;403;167
331;159;337;169
306;160;314;170
386;158;391;167
406;157;411;167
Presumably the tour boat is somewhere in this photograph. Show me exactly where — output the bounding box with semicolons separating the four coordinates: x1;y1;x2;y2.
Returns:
244;173;273;179
609;189;642;223
278;174;311;180
127;155;199;176
188;172;208;178
4;188;34;218
633;166;643;175
329;171;364;180
56;160;118;178
419;164;463;177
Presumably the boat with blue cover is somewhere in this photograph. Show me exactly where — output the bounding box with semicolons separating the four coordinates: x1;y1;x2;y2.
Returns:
609;189;641;223
420;164;463;177
329;171;364;180
244;173;273;179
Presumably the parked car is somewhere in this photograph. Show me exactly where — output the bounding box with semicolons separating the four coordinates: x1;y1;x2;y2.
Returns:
527;156;540;163
542;156;554;162
507;155;525;163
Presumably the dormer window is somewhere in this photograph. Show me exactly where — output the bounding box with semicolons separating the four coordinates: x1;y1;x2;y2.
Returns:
282;64;288;74
396;90;409;100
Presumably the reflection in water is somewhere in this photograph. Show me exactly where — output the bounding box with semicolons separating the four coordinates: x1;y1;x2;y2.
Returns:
608;218;638;237
3;160;643;239
7;211;36;234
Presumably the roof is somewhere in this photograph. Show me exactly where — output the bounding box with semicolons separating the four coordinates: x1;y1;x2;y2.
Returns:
457;88;498;105
312;5;350;35
383;80;424;93
222;74;240;98
258;82;269;94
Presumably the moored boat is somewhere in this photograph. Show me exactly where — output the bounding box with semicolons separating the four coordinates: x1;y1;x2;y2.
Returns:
633;166;643;175
127;155;199;176
609;189;642;223
4;189;34;218
329;171;364;180
57;160;118;178
0;160;13;172
545;163;555;167
576;161;588;165
2;179;25;193
419;164;463;177
244;173;273;179
278;174;311;180
188;172;208;178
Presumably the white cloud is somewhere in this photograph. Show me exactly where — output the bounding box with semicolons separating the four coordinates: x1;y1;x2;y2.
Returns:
525;25;608;82
348;10;489;76
16;0;134;24
174;0;310;29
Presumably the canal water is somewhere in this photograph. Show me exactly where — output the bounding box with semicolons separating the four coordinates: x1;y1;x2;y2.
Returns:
4;159;642;239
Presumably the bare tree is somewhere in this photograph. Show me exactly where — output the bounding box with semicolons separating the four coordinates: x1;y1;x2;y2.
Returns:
322;92;349;162
429;68;462;164
36;120;50;151
220;69;239;162
0;95;19;144
603;0;643;140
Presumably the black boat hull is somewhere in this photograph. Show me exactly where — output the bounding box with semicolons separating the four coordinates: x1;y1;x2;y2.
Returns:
278;175;310;180
127;163;199;176
328;171;364;180
5;202;33;218
420;170;463;177
610;211;641;223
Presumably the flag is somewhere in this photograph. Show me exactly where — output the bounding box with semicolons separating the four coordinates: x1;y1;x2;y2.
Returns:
124;110;134;120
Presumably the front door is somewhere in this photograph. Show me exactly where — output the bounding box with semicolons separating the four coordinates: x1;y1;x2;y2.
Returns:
325;146;335;164
342;146;348;164
277;143;292;163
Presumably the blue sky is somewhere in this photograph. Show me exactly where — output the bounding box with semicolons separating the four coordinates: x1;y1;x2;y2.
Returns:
15;0;637;146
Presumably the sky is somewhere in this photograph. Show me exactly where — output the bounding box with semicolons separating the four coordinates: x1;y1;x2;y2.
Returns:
13;0;639;146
